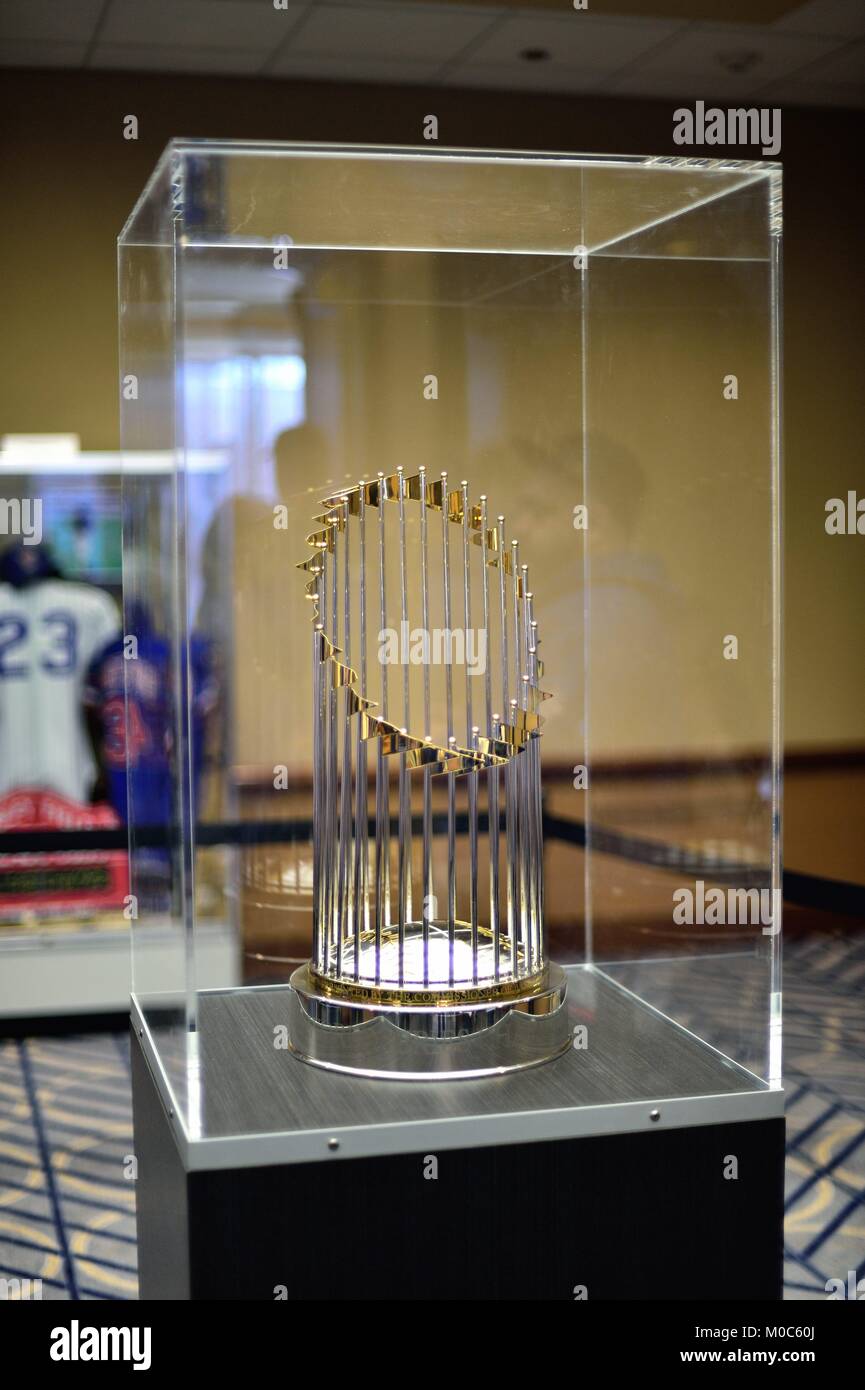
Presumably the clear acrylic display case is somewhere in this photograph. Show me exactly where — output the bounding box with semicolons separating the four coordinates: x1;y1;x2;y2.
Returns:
120;142;782;1160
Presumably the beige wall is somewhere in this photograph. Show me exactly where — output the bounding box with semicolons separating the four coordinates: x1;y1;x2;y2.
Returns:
1;70;863;755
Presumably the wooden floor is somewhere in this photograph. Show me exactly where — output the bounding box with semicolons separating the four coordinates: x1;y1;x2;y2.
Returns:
784;763;865;886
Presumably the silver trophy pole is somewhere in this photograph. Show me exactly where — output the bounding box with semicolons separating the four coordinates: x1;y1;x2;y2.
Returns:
462;481;479;981
419;466;433;987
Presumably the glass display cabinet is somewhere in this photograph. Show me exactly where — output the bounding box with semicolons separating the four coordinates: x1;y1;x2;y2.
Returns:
121;140;783;1301
0;441;127;1019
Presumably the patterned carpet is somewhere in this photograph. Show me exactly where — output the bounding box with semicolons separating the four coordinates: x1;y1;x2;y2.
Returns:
0;928;862;1301
0;1033;137;1299
782;930;865;1299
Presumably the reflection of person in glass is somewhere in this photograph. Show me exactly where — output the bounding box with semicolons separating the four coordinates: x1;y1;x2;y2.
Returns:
196;424;334;978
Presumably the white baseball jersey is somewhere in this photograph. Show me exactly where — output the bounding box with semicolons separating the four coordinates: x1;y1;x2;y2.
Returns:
0;579;120;801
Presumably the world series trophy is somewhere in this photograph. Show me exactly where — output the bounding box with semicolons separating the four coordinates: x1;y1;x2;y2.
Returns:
289;467;570;1079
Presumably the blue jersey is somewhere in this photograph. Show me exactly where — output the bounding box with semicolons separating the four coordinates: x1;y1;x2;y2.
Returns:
85;631;216;827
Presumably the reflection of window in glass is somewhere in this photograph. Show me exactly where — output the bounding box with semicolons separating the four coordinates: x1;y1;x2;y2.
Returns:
181;353;307;620
182;353;307;500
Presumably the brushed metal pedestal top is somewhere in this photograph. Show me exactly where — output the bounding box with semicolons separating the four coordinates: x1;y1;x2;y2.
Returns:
187;965;766;1141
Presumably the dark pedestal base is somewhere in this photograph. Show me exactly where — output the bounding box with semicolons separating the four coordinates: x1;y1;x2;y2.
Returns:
131;1025;784;1301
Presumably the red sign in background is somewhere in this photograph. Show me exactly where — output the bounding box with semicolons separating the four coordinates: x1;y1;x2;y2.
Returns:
0;788;128;918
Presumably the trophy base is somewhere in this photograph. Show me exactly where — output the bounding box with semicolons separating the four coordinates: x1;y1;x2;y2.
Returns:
288;961;570;1080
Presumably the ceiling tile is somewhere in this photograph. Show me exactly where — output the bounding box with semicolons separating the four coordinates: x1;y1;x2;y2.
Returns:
794;35;865;80
0;39;88;67
100;0;299;50
611;21;843;90
289;3;497;62
606;69;787;100
0;0;103;44
445;61;607;94
461;13;684;71
268;51;442;83
90;43;270;74
773;0;865;38
760;75;865;106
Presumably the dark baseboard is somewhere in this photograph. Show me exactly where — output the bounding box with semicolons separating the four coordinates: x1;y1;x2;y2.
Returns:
0;1010;130;1039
